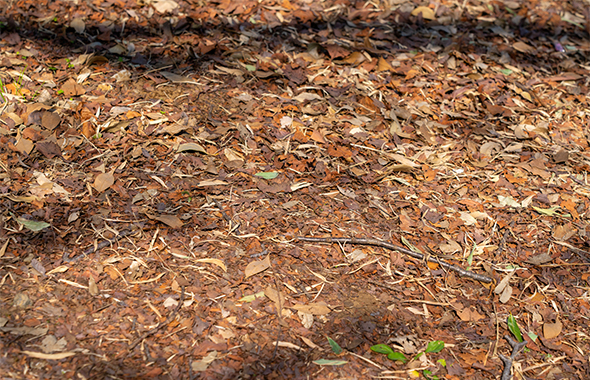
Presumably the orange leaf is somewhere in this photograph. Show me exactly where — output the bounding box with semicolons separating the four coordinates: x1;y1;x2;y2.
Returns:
376;57;393;72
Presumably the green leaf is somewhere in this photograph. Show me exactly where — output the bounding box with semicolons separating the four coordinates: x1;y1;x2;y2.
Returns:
313;359;348;366
387;352;407;363
370;344;394;355
527;331;538;342
254;171;279;179
13;214;50;232
327;336;343;355
507;313;523;342
425;340;445;353
532;206;560;216
437;358;447;367
238;291;265;303
401;236;422;253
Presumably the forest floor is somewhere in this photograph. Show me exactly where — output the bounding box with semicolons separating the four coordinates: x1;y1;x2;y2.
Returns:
1;0;590;379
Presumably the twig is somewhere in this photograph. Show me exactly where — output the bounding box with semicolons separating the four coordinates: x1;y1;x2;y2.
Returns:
498;335;527;380
128;285;185;351
297;236;493;283
64;225;142;262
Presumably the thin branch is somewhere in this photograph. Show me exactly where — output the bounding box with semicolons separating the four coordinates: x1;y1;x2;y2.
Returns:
498;335;527;380
297;236;493;283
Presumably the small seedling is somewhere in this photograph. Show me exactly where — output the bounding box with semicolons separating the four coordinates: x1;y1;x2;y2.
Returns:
372;340;445;378
312;336;348;366
507;313;523;342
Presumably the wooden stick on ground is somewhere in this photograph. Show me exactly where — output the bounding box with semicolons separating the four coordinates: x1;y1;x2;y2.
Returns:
298;236;493;283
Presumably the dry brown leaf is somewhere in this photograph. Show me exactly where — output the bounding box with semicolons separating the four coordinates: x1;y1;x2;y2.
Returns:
60;78;85;96
456;307;485;322
494;271;515;294
339;51;365;65
177;142;207;154
88;277;98;296
376;57;393;72
411;6;435;20
498;285;512;304
543;318;562;339
0;239;8;258
197;179;228;187
146;213;183;228
194;258;227;272
15;130;34;155
20;351;77;359
310;129;326;143
265;285;284;311
513;41;536;53
93;171;115;193
70;18;85;33
244;255;271;278
292;302;331;315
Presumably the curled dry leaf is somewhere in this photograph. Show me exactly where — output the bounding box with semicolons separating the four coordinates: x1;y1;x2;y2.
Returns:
194;258;227;272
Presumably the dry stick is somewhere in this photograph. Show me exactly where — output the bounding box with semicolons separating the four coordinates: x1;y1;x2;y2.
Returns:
297;236;493;283
64;227;141;262
498;335;527;380
128;285;185;351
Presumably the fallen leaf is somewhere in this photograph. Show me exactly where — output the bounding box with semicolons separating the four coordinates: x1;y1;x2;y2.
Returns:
145;213;183;228
94;171;115;193
194;258;227;272
411;6;435;20
543;318;562;339
177;142;207;154
20;351;76;359
292;302;331;315
244;255;271;278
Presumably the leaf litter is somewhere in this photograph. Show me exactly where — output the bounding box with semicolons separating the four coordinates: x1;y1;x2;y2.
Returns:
0;0;590;379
